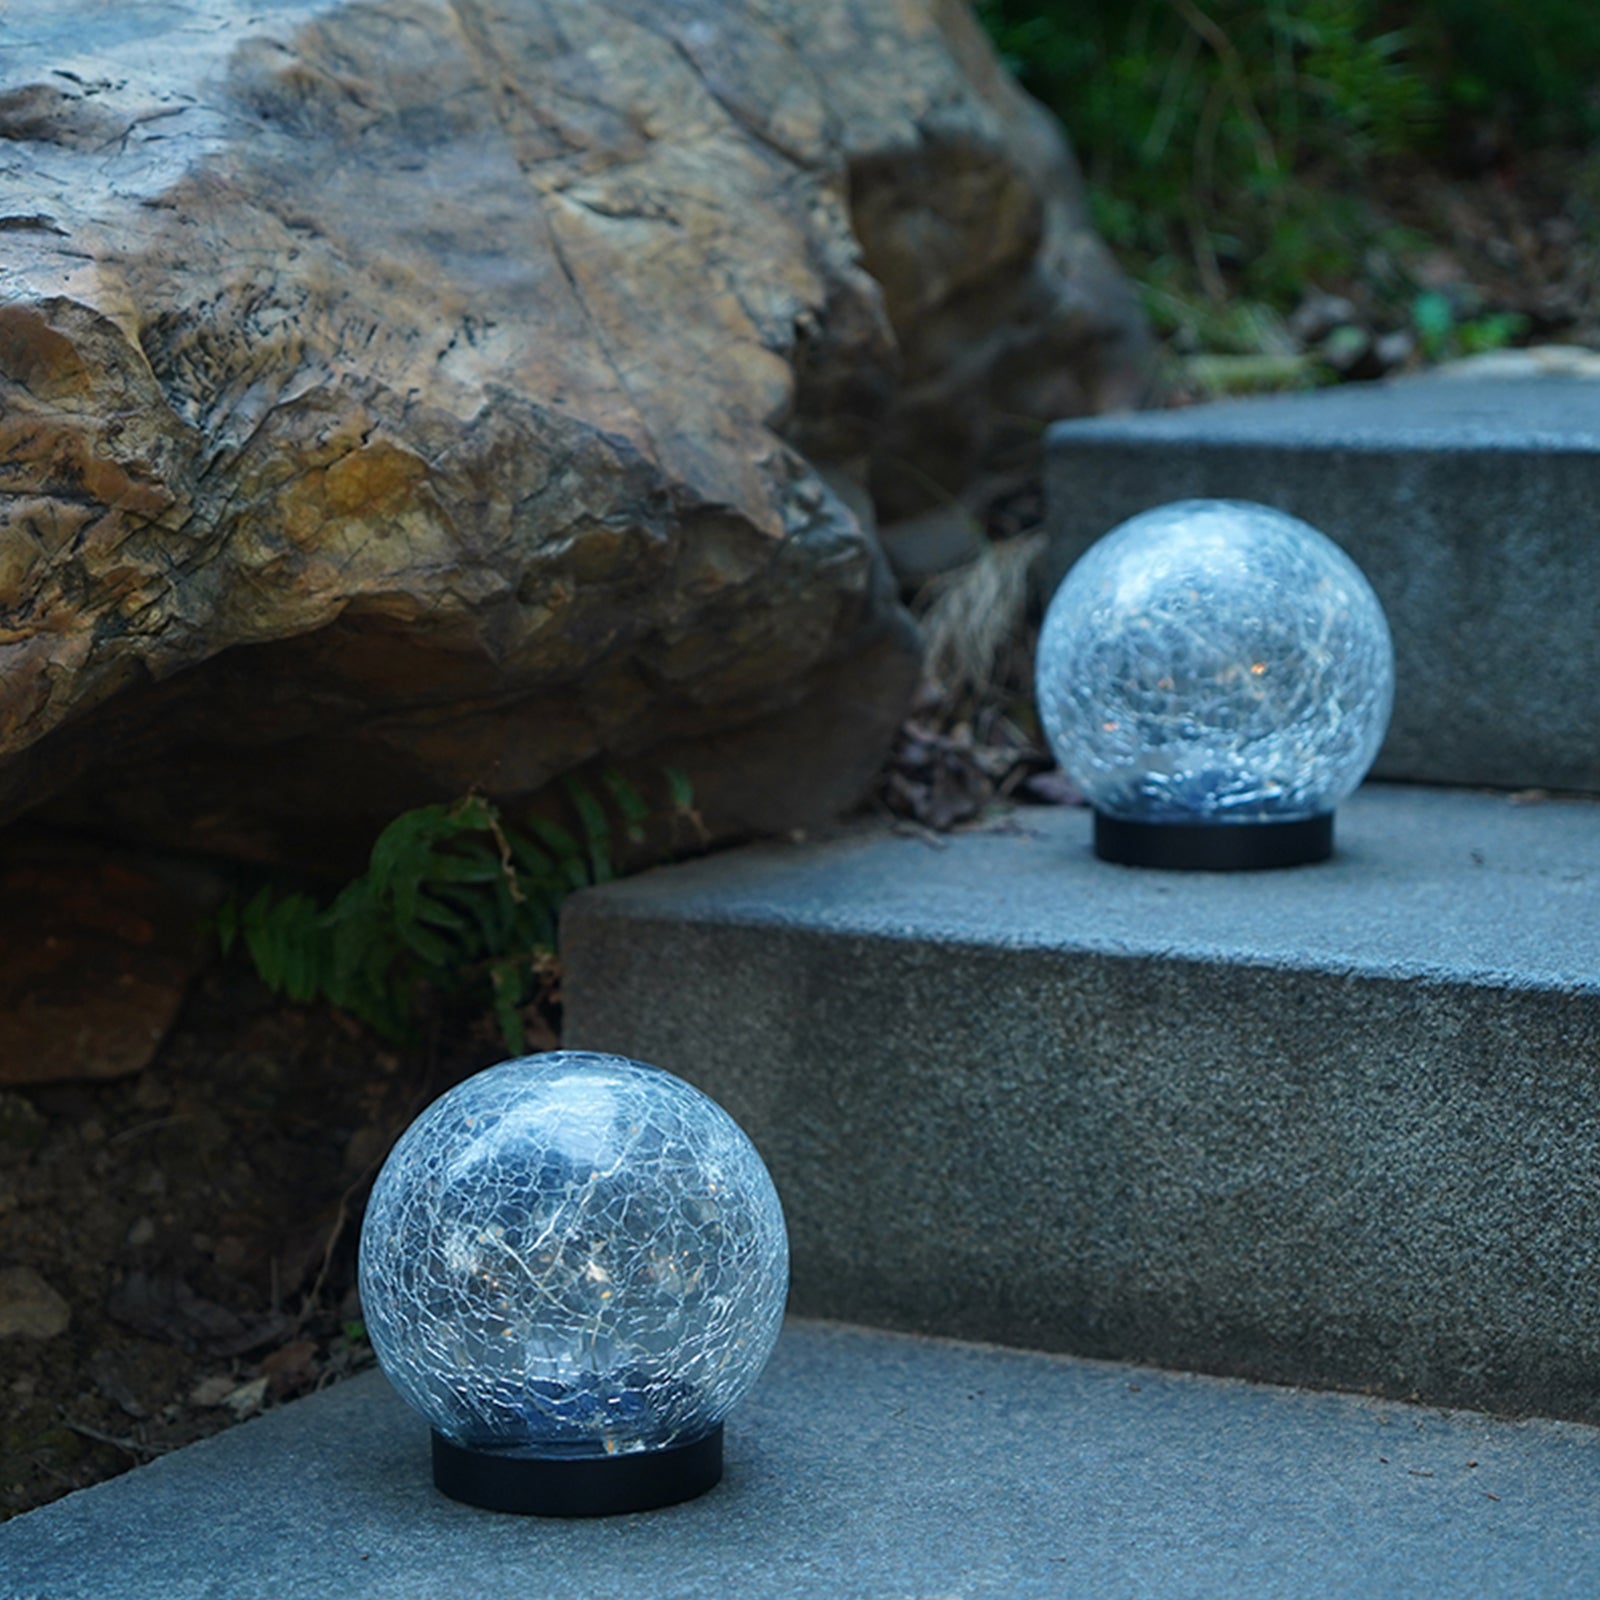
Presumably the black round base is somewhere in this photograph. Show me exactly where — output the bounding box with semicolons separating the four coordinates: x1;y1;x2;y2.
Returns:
1093;810;1334;871
431;1426;723;1517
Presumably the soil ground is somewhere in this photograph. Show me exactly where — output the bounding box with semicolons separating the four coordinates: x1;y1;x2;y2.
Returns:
0;944;531;1522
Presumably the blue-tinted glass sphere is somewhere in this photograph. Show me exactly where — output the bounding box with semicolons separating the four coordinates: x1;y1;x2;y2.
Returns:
358;1051;788;1461
1036;500;1394;824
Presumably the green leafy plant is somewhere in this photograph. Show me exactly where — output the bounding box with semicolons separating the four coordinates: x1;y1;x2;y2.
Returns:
1410;290;1530;361
1410;0;1600;143
979;0;1439;307
216;771;695;1052
978;0;1600;344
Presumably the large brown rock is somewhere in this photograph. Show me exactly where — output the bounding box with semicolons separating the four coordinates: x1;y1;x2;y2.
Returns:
0;0;1147;867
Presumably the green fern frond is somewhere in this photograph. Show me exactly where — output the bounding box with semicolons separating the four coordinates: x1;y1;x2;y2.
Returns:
217;767;696;1052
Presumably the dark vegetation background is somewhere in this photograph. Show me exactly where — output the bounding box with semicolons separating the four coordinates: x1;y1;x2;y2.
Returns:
980;0;1600;383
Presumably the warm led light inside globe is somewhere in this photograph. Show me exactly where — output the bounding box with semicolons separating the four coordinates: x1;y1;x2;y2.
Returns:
1036;499;1394;869
358;1051;788;1515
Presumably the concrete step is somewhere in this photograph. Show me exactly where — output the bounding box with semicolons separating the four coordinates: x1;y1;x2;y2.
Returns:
1043;375;1600;793
6;1318;1600;1598
561;784;1600;1423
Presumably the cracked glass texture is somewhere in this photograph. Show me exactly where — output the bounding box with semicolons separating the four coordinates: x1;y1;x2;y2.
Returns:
1037;500;1394;822
358;1051;788;1458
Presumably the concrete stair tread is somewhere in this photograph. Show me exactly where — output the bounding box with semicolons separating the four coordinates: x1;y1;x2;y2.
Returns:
1050;373;1600;449
6;1318;1600;1599
569;785;1600;991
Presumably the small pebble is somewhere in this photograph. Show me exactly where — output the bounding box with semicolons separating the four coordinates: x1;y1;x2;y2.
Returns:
190;1375;236;1408
223;1376;269;1419
213;1235;250;1272
343;1124;388;1175
0;1266;71;1340
1289;291;1358;345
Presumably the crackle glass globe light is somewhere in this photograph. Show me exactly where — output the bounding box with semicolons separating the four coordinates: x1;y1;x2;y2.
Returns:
1036;499;1394;870
358;1051;789;1516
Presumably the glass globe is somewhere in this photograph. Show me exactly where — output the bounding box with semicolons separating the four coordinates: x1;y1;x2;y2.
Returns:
1036;499;1394;868
358;1050;788;1514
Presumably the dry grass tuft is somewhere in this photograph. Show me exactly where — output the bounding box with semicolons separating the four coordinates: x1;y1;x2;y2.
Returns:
918;531;1046;705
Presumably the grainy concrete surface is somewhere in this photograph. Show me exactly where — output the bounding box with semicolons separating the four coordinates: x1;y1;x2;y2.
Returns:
6;1320;1600;1599
564;786;1600;1419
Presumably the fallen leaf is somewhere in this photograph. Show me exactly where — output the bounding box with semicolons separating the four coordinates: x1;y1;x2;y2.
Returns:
222;1376;269;1420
